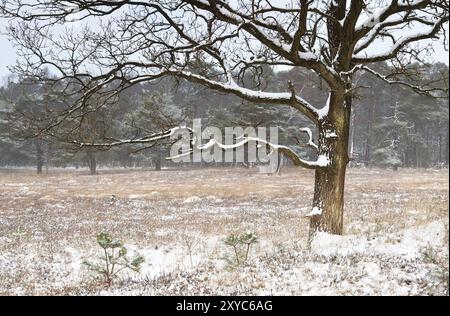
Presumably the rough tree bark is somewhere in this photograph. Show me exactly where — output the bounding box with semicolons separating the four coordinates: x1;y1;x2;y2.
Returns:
310;92;351;236
307;2;352;236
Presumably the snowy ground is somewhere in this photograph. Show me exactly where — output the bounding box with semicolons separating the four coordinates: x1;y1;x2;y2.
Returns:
0;167;448;295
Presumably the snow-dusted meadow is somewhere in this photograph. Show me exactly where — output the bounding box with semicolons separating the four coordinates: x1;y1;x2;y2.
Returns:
0;167;448;295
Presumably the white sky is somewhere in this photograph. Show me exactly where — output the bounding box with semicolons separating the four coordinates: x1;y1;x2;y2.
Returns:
0;14;448;83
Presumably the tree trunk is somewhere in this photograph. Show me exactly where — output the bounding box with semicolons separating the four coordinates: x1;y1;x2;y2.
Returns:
364;94;376;167
438;131;442;166
87;152;97;175
348;109;355;166
45;143;51;174
35;139;43;175
445;127;449;166
309;92;350;237
155;144;162;171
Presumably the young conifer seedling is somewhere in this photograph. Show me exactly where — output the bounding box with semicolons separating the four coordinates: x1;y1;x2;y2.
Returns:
83;232;144;287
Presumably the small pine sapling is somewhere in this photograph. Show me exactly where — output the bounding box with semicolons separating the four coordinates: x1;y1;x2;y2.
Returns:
83;232;144;287
224;234;242;265
240;232;258;262
223;231;258;266
422;246;449;295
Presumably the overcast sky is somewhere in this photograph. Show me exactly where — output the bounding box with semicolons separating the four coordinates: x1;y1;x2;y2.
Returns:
0;18;448;83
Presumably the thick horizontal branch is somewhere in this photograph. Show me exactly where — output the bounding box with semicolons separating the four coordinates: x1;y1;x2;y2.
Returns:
131;68;321;123
167;134;328;170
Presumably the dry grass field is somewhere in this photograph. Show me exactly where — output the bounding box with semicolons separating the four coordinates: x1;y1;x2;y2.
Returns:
0;167;448;295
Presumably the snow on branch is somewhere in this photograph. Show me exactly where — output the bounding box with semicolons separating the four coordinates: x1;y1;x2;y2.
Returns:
71;126;189;148
167;134;330;170
70;121;330;170
353;16;449;64
305;206;323;217
346;65;449;97
316;94;331;120
354;15;406;54
299;127;319;151
165;69;322;123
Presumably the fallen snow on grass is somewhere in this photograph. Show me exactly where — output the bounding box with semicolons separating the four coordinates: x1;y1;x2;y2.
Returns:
311;221;446;259
0;168;448;295
2;220;446;296
183;196;202;204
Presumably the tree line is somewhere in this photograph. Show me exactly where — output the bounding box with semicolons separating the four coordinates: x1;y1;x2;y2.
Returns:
1;62;447;173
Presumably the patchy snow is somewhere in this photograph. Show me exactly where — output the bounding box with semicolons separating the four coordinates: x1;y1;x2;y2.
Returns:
300;127;319;150
125;244;201;279
317;94;331;119
325;131;338;138
0;168;447;295
3;218;444;295
18;186;30;194
356;6;390;30
183;196;202;204
353;19;444;61
311;221;446;259
306;206;323;217
315;154;331;167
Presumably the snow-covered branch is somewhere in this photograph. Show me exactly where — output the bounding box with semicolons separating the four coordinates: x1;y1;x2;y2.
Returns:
353;15;449;64
167;134;330;170
164;69;321;123
299;127;319;151
69;121;330;170
71;127;188;148
348;65;448;97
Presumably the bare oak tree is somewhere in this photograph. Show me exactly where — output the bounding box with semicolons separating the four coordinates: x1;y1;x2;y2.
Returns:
1;0;448;236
